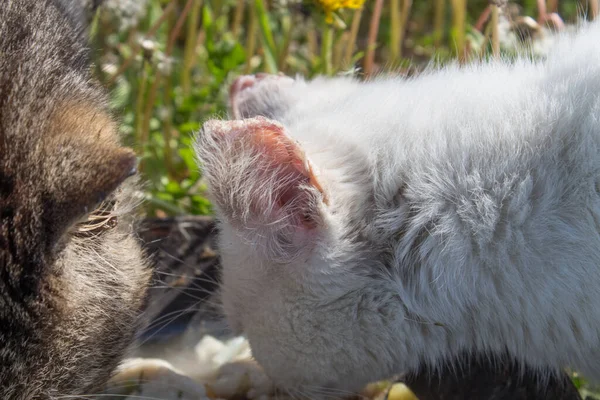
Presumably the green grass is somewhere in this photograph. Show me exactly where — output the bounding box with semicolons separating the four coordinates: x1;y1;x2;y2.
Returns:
91;0;591;218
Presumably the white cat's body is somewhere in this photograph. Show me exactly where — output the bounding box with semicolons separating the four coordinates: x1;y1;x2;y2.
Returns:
196;21;600;394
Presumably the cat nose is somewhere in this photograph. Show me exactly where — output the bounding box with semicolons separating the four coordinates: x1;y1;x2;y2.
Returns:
117;150;138;178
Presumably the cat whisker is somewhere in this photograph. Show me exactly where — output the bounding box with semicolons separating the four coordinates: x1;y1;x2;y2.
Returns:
148;285;215;296
157;250;219;274
154;270;221;286
137;306;207;346
145;286;224;313
148;284;216;300
141;306;202;331
302;384;367;400
56;394;167;400
284;386;303;400
92;375;210;396
143;237;168;246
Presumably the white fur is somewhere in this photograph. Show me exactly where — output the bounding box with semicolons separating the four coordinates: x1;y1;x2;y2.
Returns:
195;21;600;394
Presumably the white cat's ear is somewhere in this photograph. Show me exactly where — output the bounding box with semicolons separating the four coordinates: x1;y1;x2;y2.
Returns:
196;116;327;260
228;74;295;120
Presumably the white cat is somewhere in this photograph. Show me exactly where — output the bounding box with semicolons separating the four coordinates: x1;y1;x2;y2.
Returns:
195;21;600;395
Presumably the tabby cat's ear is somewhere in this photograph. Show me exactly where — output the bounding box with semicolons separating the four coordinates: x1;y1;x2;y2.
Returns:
43;140;137;243
42;106;137;244
196;116;327;261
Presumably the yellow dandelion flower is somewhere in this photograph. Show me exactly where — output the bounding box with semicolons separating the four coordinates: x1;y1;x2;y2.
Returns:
316;0;366;23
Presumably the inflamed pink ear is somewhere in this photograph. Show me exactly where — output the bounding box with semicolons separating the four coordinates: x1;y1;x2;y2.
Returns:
198;116;327;237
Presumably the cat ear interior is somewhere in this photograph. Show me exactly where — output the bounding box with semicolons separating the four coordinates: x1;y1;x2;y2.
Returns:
197;116;327;259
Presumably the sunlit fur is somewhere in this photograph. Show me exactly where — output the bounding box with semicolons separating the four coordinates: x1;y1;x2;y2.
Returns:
196;21;600;394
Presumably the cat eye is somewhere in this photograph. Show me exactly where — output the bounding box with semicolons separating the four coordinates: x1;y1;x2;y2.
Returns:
72;198;118;237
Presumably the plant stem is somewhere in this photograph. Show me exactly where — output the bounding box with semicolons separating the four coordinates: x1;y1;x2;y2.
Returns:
139;0;178;157
333;31;347;70
254;0;278;73
590;0;599;19
167;0;194;56
390;0;412;62
450;0;467;64
364;0;384;76
181;0;202;97
390;0;400;61
140;70;160;174
278;13;293;71
474;5;491;32
433;0;446;48
213;0;224;18
475;9;493;61
307;28;318;64
245;2;258;73
321;24;334;75
399;0;412;59
536;0;546;24
162;0;194;178
108;0;176;86
162;79;175;179
491;4;499;58
135;61;149;147
232;0;246;37
344;8;363;67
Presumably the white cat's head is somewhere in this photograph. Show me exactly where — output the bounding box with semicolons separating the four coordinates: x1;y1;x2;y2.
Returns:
195;74;404;393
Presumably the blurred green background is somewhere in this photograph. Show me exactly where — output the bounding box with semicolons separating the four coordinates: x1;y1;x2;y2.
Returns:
91;0;598;219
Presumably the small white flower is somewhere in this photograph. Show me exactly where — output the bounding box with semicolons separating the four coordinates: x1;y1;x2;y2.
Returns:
101;63;118;75
140;38;156;52
101;0;149;32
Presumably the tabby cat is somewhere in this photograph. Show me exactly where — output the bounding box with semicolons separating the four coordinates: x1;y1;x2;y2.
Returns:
0;0;151;398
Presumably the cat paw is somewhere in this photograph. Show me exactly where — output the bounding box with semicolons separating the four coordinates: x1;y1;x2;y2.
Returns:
229;73;295;120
